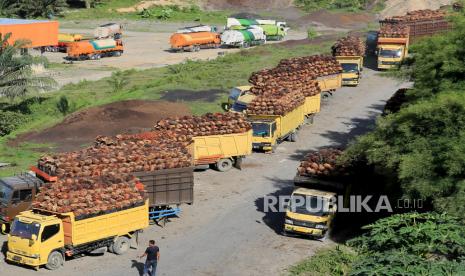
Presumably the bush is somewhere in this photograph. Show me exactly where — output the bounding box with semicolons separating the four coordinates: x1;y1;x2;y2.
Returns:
289;246;356;275
56;95;76;115
107;70;130;93
0;111;27;136
295;0;369;12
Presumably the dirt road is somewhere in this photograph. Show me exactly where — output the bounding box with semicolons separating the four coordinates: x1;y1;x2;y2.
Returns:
0;67;406;275
35;28;307;87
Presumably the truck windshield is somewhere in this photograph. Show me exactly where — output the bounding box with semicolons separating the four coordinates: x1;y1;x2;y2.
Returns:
231;102;247;113
341;63;359;73
379;49;402;58
228;88;242;101
289;194;329;216
10;218;41;239
252;122;271;137
0;183;13;205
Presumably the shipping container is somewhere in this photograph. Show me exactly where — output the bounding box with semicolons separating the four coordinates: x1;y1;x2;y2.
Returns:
0;18;58;48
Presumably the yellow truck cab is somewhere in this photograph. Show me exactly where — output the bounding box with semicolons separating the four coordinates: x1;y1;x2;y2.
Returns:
7;201;149;270
377;37;409;70
284;187;336;239
248;103;305;152
283;175;345;239
225;85;252;112
336;56;363;86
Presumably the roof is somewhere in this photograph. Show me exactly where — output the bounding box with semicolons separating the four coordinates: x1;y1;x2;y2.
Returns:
0;174;42;189
293;187;336;199
0;18;52;25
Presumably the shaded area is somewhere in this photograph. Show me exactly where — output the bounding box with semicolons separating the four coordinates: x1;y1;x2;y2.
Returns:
131;260;145;276
11;100;191;152
160;89;225;103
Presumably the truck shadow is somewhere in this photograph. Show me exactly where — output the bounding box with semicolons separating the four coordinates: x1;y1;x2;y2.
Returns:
254;177;294;235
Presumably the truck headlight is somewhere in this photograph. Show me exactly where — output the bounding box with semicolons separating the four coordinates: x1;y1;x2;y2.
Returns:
315;223;327;230
285;219;293;225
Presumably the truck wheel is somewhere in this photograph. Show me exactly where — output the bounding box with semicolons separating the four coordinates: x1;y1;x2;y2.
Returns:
114;51;122;57
216;158;233;172
243;42;250;48
112;236;130;255
289;132;298;142
45;251;64;270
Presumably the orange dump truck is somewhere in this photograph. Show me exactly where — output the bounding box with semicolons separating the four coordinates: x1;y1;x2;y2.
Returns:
0;18;58;48
66;38;124;60
170;31;221;52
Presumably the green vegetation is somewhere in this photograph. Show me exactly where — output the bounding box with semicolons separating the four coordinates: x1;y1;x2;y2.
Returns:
63;1;231;24
0;42;330;176
107;70;130;93
289;246;356;276
0;0;67;18
0;33;56;101
290;213;465;275
295;0;373;12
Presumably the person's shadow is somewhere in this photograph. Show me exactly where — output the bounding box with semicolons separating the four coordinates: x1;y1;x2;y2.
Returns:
131;260;145;276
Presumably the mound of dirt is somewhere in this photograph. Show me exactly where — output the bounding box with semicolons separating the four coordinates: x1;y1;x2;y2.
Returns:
297;10;375;29
14;100;191;152
380;0;452;18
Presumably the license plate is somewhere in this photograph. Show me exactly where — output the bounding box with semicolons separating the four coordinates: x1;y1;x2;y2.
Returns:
13;255;21;262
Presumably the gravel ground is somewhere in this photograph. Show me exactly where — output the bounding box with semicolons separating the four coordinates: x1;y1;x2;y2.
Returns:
33;28;307;87
0;67;407;276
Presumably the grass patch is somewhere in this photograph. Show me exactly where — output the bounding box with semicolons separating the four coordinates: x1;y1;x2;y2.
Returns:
288;246;356;276
63;1;232;25
0;41;331;175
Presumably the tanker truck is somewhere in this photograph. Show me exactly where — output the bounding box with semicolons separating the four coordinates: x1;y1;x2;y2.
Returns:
65;38;124;60
176;24;218;34
170;31;221;52
221;26;266;48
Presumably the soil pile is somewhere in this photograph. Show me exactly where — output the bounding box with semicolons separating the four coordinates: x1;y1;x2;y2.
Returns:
380;0;452;18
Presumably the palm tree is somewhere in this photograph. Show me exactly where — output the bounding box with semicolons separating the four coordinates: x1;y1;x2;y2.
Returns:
0;33;56;101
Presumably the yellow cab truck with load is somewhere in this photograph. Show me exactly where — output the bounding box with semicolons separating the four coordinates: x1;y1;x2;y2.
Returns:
247;103;305;152
227;85;321;123
376;24;410;70
316;73;342;93
284;174;344;239
331;36;366;86
193;130;252;171
7;200;149;270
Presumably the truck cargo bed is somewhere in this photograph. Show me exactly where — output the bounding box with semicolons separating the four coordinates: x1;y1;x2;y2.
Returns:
294;175;345;192
134;167;194;207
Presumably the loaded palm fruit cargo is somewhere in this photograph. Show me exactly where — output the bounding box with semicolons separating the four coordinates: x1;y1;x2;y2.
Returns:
379;24;409;38
155;113;253;171
297;148;346;178
379;9;449;41
331;36;366;56
32;174;144;217
246;89;306;116
37;131;193;178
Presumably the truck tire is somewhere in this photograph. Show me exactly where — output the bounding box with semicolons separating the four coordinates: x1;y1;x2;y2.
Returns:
112;236;130;255
45;251;64;270
289;132;298;142
113;51;122;57
243;42;250;48
216;158;233;172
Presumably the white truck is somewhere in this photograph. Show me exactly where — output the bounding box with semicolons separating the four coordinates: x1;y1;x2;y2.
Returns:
221;26;266;48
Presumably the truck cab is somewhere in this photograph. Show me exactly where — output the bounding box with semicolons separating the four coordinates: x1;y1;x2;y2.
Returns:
0;174;43;234
250;119;277;151
284;187;336;239
225;85;254;112
377;37;409;69
336;56;363;86
7;211;64;269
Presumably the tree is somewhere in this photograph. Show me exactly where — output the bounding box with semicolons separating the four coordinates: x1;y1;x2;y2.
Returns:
348;213;465;275
0;33;55;101
0;0;67;18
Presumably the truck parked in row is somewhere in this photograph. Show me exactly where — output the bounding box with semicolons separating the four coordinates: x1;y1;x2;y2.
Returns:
7;200;149;270
170;31;221;52
193;130;252;171
221;26;266;48
66;38;124;60
248;103;305;152
226;18;288;41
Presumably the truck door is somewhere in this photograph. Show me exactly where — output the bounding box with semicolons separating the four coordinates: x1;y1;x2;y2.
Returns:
39;223;64;262
10;189;33;219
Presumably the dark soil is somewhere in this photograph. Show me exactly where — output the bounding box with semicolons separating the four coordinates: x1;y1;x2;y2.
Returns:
12;100;190;152
161;89;225;102
276;33;342;48
295;10;375;29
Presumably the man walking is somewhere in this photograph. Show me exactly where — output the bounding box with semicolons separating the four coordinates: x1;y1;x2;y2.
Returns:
139;240;160;276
